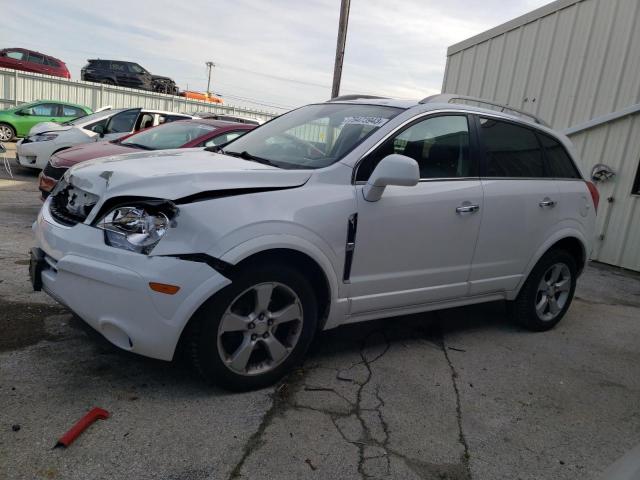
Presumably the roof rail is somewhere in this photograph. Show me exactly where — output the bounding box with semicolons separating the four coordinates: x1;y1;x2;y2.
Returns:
327;94;389;102
420;94;549;126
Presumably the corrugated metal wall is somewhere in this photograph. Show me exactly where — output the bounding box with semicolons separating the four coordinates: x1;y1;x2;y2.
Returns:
443;0;640;271
0;67;277;122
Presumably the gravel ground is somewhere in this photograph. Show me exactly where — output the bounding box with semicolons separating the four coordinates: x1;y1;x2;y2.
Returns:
1;141;639;480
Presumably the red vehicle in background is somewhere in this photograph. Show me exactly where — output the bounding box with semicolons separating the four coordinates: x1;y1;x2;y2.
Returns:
38;119;255;198
0;48;71;79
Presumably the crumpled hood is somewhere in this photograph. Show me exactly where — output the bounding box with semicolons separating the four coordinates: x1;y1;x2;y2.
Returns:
65;148;312;201
28;122;72;136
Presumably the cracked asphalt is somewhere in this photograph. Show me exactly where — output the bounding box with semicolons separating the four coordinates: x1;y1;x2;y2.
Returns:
2;142;640;479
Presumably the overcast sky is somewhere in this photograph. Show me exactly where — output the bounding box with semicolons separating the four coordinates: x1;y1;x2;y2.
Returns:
4;0;552;112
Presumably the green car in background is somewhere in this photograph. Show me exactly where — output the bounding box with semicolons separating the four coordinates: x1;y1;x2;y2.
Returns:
0;100;92;141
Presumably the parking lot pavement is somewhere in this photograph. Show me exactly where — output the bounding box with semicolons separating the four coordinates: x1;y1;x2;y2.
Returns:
1;153;639;480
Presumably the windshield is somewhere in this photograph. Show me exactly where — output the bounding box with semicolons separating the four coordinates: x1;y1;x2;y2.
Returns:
120;121;217;150
224;103;402;169
64;109;125;126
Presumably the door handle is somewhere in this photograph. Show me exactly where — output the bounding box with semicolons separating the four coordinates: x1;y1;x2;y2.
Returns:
539;200;556;208
456;204;480;214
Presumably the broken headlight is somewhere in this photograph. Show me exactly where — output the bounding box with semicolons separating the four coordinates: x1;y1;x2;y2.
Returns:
97;203;176;254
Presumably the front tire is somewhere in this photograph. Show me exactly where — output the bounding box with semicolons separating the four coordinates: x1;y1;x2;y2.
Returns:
508;249;577;331
0;123;16;142
188;262;318;391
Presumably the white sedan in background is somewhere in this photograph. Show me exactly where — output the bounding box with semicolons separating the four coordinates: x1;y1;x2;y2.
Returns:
16;108;195;169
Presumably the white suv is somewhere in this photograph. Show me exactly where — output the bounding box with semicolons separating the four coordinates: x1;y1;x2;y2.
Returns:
30;94;598;390
16;108;195;169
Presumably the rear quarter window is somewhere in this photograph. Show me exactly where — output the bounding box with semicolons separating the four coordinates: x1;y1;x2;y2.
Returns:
539;133;581;179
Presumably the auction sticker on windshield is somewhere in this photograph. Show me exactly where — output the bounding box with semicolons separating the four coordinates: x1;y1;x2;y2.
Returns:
340;116;390;128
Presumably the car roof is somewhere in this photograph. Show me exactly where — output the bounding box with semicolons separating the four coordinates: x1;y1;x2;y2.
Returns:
325;97;419;109
16;99;89;110
3;47;64;63
326;95;552;130
139;109;194;117
87;59;137;64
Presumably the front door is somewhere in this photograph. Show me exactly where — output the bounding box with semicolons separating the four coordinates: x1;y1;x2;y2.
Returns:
348;114;483;315
101;109;141;141
23;103;60;134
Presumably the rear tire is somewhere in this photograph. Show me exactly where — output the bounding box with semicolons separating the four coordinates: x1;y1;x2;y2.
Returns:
0;123;16;142
508;249;577;331
188;262;318;391
101;79;115;85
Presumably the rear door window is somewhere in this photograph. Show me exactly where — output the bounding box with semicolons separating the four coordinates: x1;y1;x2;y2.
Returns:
539;133;581;179
28;53;46;65
110;62;126;72
479;118;545;178
62;106;86;117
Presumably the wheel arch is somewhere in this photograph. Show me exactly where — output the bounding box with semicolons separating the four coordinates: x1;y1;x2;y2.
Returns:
173;241;340;360
233;248;333;328
515;231;588;297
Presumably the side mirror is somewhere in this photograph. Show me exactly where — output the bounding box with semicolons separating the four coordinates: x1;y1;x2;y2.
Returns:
363;154;419;202
92;124;105;137
16;109;29;116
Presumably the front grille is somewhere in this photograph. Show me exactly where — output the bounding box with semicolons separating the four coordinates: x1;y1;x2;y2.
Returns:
43;162;68;181
49;184;97;227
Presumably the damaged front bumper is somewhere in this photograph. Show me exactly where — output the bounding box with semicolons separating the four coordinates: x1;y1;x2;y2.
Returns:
32;199;232;360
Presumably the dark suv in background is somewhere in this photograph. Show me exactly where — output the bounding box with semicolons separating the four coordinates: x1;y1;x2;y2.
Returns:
0;48;71;79
81;59;178;94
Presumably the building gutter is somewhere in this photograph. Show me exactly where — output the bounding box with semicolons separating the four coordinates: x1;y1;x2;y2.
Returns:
564;103;640;136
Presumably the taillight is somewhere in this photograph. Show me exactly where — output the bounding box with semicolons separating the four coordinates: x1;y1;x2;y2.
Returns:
585;181;600;212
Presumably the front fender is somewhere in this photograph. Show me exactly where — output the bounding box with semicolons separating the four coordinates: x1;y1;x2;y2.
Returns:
218;233;342;302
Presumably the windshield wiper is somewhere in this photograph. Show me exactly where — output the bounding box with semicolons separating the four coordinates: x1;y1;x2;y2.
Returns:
122;142;153;150
224;150;280;168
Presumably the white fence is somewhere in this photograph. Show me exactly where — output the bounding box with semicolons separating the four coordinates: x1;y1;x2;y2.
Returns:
0;67;278;122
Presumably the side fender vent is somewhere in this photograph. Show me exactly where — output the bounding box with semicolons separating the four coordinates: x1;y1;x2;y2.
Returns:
342;213;358;283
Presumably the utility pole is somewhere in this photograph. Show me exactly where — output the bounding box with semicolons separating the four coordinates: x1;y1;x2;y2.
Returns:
331;0;351;99
206;61;215;96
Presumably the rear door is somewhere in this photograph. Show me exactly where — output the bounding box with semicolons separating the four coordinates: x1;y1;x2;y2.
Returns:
59;105;87;122
26;52;50;75
468;116;559;295
110;62;130;86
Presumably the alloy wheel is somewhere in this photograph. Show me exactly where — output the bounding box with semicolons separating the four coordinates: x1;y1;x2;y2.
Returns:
0;125;13;142
535;263;571;321
217;282;303;376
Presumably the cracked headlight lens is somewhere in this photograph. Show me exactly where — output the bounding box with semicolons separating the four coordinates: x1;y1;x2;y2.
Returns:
98;205;172;254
